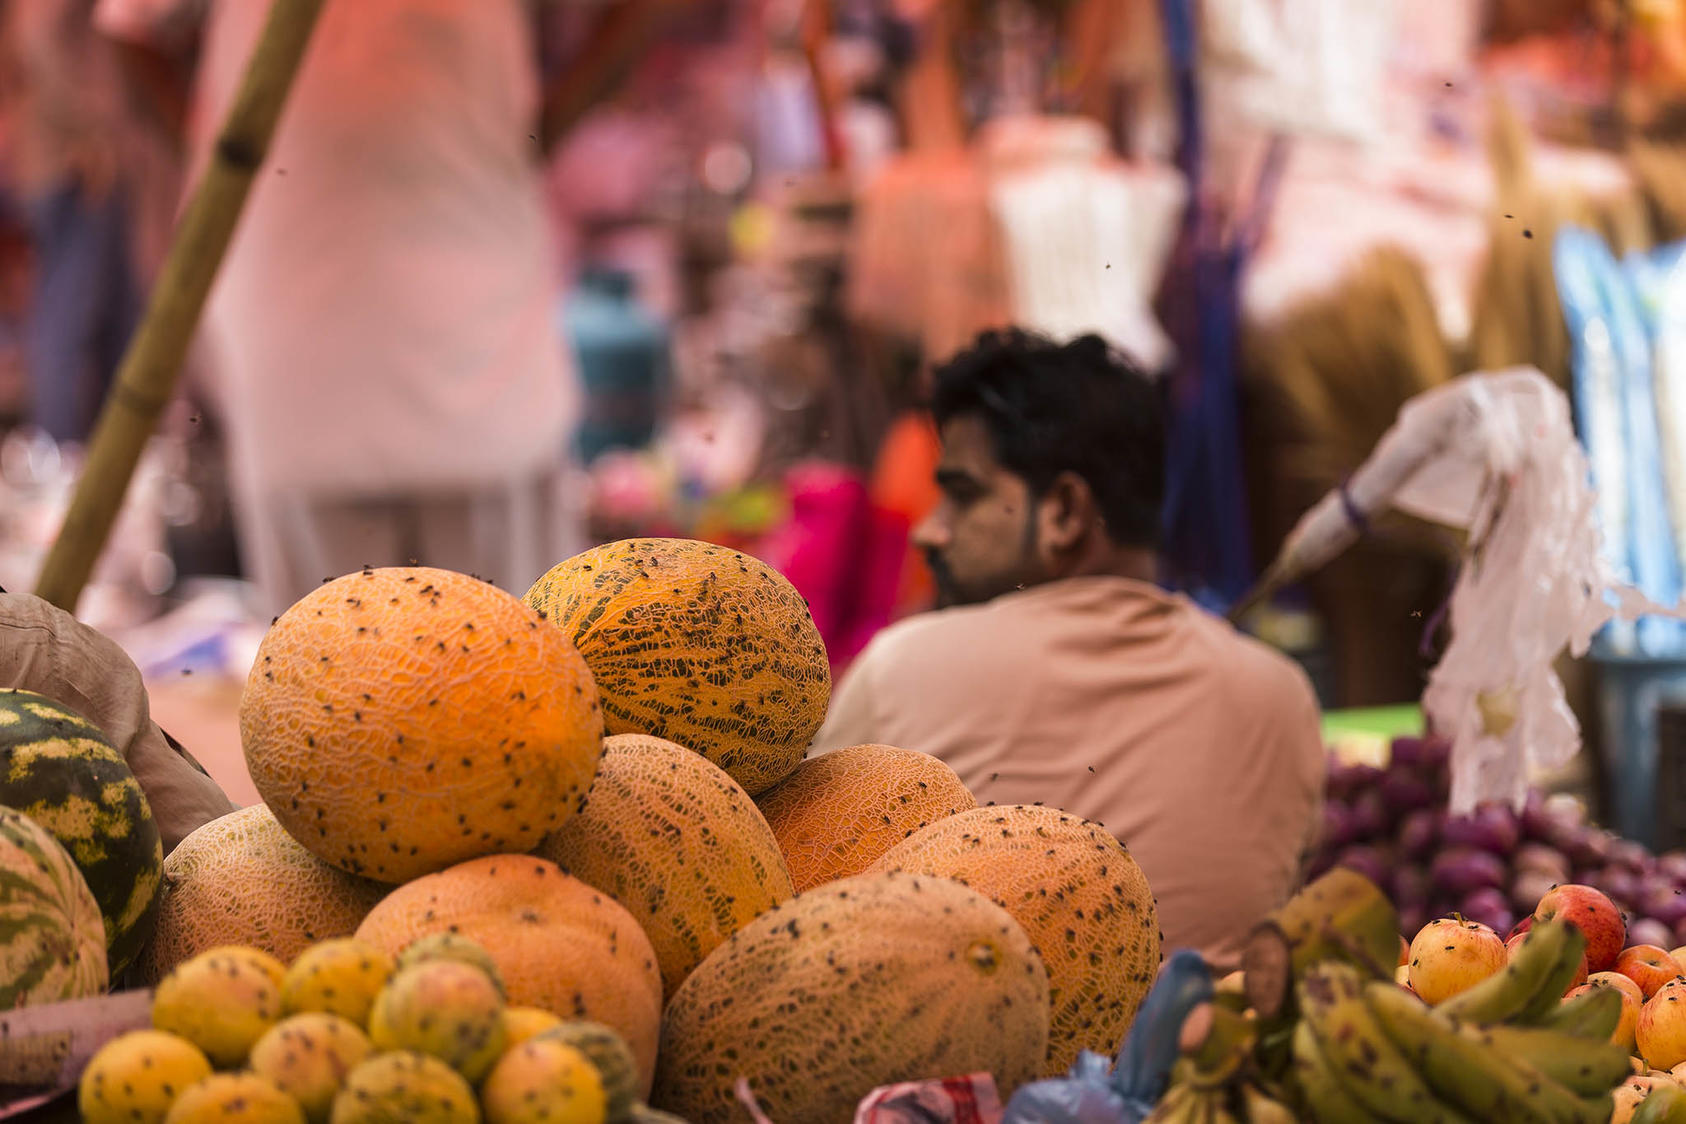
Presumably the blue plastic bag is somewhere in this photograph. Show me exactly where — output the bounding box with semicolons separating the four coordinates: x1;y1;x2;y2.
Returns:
1000;950;1214;1124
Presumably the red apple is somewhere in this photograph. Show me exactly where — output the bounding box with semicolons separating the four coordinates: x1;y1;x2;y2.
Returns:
1617;945;1686;1000
1508;930;1588;992
1638;985;1686;1069
1398;934;1410;968
1671;946;1686;975
1408;918;1507;1005
1536;884;1628;971
1571;971;1644;1052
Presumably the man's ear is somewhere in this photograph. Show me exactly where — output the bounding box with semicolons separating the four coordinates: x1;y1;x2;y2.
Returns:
1039;471;1099;555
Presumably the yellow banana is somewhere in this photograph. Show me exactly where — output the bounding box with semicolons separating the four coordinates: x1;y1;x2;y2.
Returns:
1238;1082;1298;1124
1289;1019;1387;1123
1536;983;1625;1040
1435;917;1584;1025
1144;1082;1207;1124
1364;980;1590;1124
1300;963;1476;1124
1469;1022;1633;1096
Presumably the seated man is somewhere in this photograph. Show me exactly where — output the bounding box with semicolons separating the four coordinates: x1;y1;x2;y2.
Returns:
1;590;236;852
812;329;1325;970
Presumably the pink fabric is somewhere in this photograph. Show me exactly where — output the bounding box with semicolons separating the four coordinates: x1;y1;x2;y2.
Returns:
854;1074;1004;1124
754;462;907;673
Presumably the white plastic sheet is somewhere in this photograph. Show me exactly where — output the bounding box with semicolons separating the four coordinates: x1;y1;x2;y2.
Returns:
1267;367;1685;812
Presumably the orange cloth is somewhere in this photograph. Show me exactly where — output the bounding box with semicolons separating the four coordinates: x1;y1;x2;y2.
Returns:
812;577;1326;971
869;412;941;615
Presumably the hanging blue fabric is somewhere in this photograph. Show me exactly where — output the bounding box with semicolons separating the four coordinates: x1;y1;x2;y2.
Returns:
1155;0;1268;612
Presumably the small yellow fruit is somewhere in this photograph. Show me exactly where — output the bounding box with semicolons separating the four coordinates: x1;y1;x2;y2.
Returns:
501;1006;564;1047
152;946;287;1067
79;1030;213;1124
164;1073;305;1124
280;938;393;1024
329;1051;479;1124
395;932;505;998
248;1013;373;1124
368;960;505;1083
482;1038;606;1124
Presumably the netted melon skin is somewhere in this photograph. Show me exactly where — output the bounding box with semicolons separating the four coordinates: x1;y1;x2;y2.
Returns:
869;805;1162;1076
535;733;794;998
141;806;387;983
756;744;977;891
652;871;1049;1124
524;539;830;796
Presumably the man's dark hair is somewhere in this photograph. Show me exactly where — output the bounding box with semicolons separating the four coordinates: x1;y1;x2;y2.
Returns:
930;329;1166;548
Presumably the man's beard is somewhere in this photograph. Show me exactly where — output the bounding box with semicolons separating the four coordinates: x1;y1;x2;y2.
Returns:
924;511;1042;609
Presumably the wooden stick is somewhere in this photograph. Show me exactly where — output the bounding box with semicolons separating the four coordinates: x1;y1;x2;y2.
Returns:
33;0;329;612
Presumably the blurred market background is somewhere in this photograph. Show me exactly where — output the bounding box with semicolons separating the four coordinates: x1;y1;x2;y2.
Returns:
3;0;1686;839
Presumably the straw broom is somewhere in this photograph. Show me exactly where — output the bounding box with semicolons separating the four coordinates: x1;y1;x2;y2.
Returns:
33;0;328;613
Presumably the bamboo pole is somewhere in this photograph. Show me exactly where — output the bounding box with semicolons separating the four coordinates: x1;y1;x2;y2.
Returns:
33;0;329;613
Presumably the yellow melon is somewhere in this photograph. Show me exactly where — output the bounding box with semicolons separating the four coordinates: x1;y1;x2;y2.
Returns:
139;805;386;983
652;871;1050;1123
523;539;829;796
354;855;662;1096
869;805;1160;1075
756;744;977;891
535;733;794;999
241;567;604;883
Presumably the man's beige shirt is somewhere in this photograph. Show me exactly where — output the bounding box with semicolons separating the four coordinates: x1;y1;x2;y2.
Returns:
813;577;1326;971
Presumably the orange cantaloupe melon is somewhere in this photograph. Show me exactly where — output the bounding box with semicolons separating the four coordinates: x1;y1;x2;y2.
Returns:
534;733;794;998
523;539;829;796
756;744;977;891
139;804;387;983
354;855;663;1096
869;805;1161;1075
241;567;604;883
652;870;1050;1123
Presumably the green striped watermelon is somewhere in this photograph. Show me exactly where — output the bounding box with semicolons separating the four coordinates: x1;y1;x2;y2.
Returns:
0;689;162;978
0;805;109;1008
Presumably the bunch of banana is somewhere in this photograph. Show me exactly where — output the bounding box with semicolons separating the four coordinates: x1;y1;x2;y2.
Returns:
1289;917;1632;1124
1140;993;1298;1123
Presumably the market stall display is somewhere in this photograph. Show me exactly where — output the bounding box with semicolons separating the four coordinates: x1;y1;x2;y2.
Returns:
1;539;1164;1121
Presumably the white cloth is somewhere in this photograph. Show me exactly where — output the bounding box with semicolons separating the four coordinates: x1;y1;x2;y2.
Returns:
94;0;578;497
1201;0;1395;142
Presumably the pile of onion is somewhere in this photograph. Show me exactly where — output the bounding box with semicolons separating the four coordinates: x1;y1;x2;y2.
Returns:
1311;736;1686;945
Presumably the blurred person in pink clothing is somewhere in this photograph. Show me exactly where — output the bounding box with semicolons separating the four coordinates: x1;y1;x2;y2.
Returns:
812;329;1325;970
96;0;584;616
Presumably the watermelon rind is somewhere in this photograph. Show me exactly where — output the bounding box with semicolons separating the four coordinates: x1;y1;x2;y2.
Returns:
0;804;109;1009
0;689;163;979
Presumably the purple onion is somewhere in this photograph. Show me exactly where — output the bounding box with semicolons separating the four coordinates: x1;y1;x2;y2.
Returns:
1399;904;1430;942
1328;760;1385;801
1642;883;1686;930
1396;809;1443;861
1519;790;1553;841
1459;887;1515;935
1590;865;1643;910
1568;829;1616;871
1441;804;1522;857
1389;737;1427;770
1392;865;1433;913
1513;843;1572;883
1348;789;1391;842
1418;737;1452;773
1630;918;1676;952
1674;916;1686;948
1334;845;1393;891
1381;772;1438;819
1658;852;1686;886
1511;869;1561;916
1612;838;1656;876
1318;801;1357;854
1431;847;1508;898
